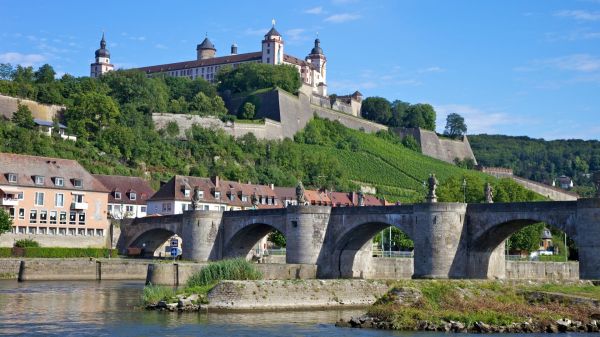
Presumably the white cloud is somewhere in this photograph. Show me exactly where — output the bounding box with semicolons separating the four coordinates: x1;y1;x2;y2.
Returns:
244;27;267;36
304;6;323;15
0;52;45;66
546;54;600;72
154;43;168;49
434;104;517;134
555;9;600;21
324;13;360;23
285;28;307;42
419;66;444;73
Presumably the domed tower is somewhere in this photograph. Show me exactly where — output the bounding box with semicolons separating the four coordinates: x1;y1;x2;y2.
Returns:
90;33;114;78
307;37;327;96
262;20;284;65
196;36;216;60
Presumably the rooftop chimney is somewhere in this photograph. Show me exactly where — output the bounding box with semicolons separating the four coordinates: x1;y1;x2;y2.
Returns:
231;43;238;55
212;175;220;188
270;183;274;190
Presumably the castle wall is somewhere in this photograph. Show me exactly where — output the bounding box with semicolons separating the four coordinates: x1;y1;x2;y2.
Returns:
0;94;65;121
392;127;477;165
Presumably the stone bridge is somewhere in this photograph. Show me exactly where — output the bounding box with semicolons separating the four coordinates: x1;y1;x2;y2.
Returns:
120;199;600;280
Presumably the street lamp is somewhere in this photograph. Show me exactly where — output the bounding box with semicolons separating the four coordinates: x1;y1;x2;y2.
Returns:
462;178;467;203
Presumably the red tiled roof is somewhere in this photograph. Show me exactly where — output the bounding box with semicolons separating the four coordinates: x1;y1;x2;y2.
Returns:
135;52;262;73
0;153;108;193
283;54;316;70
93;174;155;206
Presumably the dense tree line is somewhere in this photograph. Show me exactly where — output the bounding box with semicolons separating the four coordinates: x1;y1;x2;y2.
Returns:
216;63;301;95
360;97;436;131
469;134;600;196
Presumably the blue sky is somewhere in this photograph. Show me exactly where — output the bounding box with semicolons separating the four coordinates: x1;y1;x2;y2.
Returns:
1;0;600;140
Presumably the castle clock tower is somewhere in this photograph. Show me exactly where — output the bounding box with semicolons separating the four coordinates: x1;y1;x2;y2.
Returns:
90;33;114;78
262;20;284;65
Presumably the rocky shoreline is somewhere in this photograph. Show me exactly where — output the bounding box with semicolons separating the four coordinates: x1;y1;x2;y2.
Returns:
145;293;205;312
336;315;600;333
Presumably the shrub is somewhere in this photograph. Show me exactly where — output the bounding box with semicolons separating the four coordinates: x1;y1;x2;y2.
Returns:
186;258;262;288
14;239;40;248
0;247;11;257
142;283;175;304
19;247;117;258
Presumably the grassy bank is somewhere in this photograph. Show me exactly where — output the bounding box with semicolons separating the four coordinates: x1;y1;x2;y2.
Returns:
0;247;117;258
143;258;262;306
364;280;599;331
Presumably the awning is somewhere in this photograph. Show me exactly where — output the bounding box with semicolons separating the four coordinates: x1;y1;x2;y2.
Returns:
0;186;22;194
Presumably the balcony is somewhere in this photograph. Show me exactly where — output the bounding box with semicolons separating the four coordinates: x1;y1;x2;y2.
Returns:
71;202;88;210
0;198;19;206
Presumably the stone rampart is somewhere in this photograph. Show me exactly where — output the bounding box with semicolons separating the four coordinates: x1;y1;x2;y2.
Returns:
510;176;578;201
0;259;21;279
0;94;64;121
364;257;414;279
206;279;389;310
392;127;477;164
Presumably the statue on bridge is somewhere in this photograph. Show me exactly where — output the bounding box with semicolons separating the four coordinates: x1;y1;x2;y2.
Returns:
296;180;308;205
251;192;259;208
191;186;202;210
426;173;438;203
485;182;494;203
357;190;365;206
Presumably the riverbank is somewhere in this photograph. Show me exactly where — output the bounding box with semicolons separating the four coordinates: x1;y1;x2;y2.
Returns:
336;280;600;333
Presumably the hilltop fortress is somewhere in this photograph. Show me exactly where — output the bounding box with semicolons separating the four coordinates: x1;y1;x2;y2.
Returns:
87;25;476;165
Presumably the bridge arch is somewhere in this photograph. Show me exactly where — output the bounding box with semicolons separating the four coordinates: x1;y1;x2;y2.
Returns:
467;203;578;278
127;228;180;256
223;220;286;260
326;213;415;279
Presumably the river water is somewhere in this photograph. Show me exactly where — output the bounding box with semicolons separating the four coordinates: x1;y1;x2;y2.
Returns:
0;280;591;337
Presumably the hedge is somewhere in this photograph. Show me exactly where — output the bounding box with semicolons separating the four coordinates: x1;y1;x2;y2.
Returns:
1;247;117;258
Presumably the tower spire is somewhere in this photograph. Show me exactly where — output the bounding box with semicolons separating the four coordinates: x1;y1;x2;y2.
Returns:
272;18;276;27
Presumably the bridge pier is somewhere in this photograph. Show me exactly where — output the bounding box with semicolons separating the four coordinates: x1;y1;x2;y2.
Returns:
576;198;600;280
285;206;330;265
413;203;468;279
181;210;223;262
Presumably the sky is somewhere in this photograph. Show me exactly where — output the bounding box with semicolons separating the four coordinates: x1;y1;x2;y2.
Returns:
1;0;600;140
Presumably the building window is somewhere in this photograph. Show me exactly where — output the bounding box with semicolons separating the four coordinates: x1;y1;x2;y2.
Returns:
55;193;64;207
34;192;44;206
59;228;66;236
59;211;66;224
130;192;137;201
49;211;57;224
73;179;83;188
29;210;37;224
49;227;57;235
78;228;85;236
54;177;64;187
7;173;17;183
220;206;226;211
74;194;84;203
141;206;147;213
126;205;134;213
18;208;25;220
28;227;36;234
96;229;104;236
203;205;209;211
8;208;15;219
162;203;171;212
16;192;23;200
40;210;47;224
267;58;270;63
183;189;190;198
108;205;113;212
198;191;204;199
69;211;76;225
34;175;45;185
241;195;248;202
114;191;121;199
78;212;86;224
39;227;47;235
214;191;220;199
87;229;94;236
68;228;76;236
267;49;270;54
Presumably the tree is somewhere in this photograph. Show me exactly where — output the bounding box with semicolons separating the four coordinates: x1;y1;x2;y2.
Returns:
34;64;56;84
241;102;256;119
11;103;35;129
0;208;12;234
0;63;14;80
507;223;545;253
404;103;436;131
360;97;392;124
444;113;467;138
63;92;121;139
217;63;301;94
268;230;286;247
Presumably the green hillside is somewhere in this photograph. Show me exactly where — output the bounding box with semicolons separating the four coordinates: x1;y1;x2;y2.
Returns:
0;63;541;203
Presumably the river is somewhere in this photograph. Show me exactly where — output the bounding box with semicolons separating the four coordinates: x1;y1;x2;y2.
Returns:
0;280;591;337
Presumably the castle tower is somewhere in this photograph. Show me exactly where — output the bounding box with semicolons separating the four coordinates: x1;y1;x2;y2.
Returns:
262;20;284;65
90;33;114;78
197;36;216;60
231;43;238;55
307;38;327;96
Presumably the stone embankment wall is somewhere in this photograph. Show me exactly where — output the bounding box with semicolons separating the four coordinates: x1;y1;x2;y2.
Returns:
0;233;108;248
355;258;579;281
0;94;64;120
146;262;317;286
510;176;578;201
4;258;148;281
206;279;389;310
505;261;579;280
